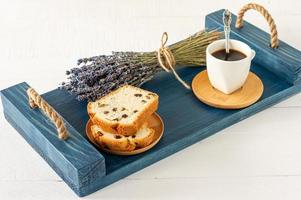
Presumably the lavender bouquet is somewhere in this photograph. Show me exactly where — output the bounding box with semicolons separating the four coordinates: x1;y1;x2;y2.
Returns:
60;30;221;101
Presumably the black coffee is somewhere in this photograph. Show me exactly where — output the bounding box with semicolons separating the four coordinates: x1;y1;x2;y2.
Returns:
211;49;246;61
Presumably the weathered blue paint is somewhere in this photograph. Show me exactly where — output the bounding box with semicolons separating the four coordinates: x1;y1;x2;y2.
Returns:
1;10;301;197
1;83;106;196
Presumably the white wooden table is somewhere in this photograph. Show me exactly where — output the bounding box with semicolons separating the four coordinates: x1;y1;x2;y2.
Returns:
1;0;301;199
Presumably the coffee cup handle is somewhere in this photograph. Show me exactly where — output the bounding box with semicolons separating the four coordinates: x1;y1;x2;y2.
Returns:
251;50;256;60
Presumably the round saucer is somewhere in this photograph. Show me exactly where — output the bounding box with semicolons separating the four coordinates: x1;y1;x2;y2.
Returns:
192;70;264;109
86;113;164;156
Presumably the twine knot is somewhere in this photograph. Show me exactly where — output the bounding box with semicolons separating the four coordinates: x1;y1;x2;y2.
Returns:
157;32;191;89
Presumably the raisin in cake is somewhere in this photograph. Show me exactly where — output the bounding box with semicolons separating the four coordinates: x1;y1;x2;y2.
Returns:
91;123;155;151
88;85;158;136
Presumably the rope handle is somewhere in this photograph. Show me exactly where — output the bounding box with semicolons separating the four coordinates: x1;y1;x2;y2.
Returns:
27;88;69;140
235;3;279;48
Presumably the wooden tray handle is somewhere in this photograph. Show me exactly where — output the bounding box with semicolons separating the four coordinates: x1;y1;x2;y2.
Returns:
27;88;69;140
235;3;279;48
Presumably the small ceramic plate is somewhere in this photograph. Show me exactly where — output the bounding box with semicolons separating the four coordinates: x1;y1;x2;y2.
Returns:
192;70;264;109
86;113;164;156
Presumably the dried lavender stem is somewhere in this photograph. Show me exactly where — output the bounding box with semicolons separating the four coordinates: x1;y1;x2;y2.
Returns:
60;30;222;101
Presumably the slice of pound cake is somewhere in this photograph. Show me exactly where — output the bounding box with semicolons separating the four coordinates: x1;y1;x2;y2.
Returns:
88;85;159;136
91;123;155;151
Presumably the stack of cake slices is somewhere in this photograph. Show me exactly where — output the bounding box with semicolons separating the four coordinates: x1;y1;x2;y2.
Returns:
87;85;159;152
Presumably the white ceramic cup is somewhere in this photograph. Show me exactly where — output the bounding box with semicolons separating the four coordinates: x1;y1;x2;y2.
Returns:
206;39;256;94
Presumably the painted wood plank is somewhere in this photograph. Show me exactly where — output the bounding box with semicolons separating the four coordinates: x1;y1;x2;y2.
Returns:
4;63;300;196
2;107;301;182
206;9;301;85
2;9;301;197
0;82;106;197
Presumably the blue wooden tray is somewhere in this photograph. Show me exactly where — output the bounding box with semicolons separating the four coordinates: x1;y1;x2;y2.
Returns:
1;10;301;197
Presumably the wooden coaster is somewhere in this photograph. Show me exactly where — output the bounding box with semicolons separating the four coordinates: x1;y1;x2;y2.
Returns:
192;70;264;109
86;113;164;156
